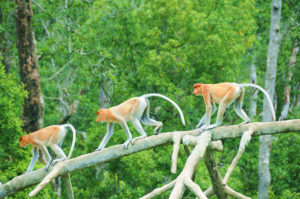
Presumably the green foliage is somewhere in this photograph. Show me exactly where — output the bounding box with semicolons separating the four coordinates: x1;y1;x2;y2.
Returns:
271;133;300;194
0;0;299;198
0;64;27;181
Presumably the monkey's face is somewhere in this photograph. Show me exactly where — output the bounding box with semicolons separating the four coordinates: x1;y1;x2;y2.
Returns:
192;83;203;96
96;109;107;122
19;136;28;147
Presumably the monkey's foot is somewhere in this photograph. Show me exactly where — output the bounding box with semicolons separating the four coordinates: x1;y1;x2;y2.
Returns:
132;136;146;144
154;123;163;135
123;139;132;149
238;121;250;127
199;125;208;131
51;158;67;166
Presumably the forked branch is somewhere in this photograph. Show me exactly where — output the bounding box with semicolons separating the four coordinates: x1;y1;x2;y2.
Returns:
0;120;299;198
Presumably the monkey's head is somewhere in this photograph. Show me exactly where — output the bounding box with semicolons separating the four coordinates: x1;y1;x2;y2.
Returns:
96;109;108;122
19;135;29;147
192;83;203;96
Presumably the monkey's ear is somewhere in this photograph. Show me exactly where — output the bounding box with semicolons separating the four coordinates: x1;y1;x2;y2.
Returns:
96;111;99;115
193;83;202;88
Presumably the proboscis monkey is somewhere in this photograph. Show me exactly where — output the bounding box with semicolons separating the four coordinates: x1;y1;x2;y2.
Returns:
95;93;185;150
193;83;276;129
19;124;76;173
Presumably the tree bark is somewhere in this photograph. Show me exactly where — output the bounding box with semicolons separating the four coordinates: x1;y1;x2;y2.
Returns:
249;62;257;118
279;46;298;120
16;0;43;132
204;150;228;199
259;0;281;198
0;7;11;74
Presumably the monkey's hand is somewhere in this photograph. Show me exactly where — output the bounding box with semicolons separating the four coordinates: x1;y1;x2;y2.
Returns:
199;125;208;131
196;121;205;128
206;123;221;130
95;147;103;151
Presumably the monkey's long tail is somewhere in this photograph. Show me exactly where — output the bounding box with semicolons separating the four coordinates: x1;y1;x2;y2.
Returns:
141;93;186;125
239;83;276;121
61;124;76;159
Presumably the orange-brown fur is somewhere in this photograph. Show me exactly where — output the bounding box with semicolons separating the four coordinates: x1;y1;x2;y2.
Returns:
96;98;140;123
193;82;248;129
193;83;236;104
20;124;76;173
20;126;60;147
95;94;185;150
193;82;276;129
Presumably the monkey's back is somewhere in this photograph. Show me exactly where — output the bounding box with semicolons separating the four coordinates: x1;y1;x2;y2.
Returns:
206;83;237;103
112;97;140;121
29;125;60;144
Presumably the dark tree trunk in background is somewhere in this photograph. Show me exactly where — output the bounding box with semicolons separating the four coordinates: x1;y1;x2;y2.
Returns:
16;0;42;132
0;7;11;74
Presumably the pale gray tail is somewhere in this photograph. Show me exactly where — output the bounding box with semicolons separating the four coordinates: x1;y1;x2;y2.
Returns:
141;93;186;125
239;84;276;121
61;124;76;158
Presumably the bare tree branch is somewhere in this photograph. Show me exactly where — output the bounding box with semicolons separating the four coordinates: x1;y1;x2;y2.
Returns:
171;133;183;174
0;120;299;198
48;59;74;80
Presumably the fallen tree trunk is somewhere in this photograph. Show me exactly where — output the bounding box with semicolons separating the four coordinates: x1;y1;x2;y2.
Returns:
0;119;299;198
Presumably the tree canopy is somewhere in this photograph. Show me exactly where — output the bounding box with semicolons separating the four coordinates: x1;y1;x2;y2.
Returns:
0;0;299;198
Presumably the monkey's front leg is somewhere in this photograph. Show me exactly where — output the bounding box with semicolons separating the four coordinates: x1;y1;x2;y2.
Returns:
26;148;39;173
196;113;207;128
206;102;227;129
39;144;52;170
196;103;217;128
96;123;115;151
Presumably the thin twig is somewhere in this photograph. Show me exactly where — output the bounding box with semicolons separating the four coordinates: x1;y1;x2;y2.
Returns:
48;59;74;80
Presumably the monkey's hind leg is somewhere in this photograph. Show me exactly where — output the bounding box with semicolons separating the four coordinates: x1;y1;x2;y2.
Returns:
234;89;250;126
140;100;163;135
131;119;147;144
49;144;68;165
141;117;163;135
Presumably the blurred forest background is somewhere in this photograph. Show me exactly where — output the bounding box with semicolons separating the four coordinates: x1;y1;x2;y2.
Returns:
0;0;299;198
